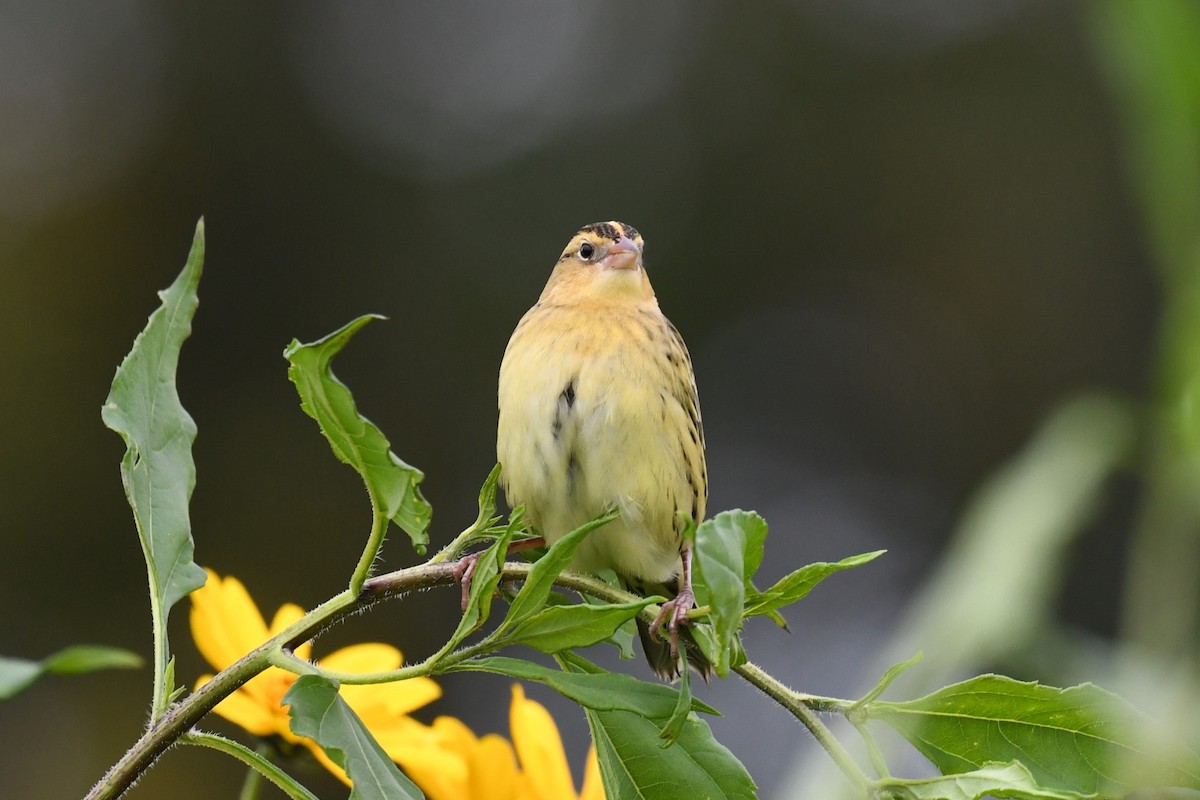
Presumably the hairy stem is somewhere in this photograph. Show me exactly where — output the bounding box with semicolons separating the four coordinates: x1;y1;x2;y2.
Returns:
182;733;317;800
733;661;871;796
87;560;863;799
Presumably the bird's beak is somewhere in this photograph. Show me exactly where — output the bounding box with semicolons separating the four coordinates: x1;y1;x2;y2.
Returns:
600;236;641;271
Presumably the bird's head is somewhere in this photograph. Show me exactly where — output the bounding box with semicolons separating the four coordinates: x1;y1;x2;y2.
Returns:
540;221;656;306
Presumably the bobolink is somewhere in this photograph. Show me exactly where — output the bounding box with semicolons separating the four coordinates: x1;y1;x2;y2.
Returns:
497;221;710;679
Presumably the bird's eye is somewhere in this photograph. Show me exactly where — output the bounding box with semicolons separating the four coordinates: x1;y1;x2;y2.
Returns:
578;242;596;260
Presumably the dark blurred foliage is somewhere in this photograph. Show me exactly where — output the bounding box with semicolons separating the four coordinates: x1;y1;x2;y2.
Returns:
0;2;1179;797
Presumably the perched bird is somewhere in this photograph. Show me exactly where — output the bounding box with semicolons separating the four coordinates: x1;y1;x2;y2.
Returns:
496;221;710;679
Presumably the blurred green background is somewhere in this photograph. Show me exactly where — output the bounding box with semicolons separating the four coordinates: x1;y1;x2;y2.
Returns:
2;2;1198;798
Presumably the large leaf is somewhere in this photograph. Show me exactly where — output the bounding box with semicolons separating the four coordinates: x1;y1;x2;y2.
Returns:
743;550;885;618
284;675;424;800
690;510;768;677
448;656;717;720
553;654;752;798
504;599;656;654
583;693;756;799
101;220;209;715
869;675;1200;795
877;761;1097;800
284;315;432;555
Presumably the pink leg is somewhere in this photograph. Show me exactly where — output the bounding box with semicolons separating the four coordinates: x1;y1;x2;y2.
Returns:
650;546;696;658
452;536;545;611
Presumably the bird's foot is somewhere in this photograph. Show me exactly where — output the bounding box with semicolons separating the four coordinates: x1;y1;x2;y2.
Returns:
451;536;545;612
651;584;696;659
452;552;481;612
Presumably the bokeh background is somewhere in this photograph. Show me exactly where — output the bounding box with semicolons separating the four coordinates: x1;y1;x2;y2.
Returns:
3;2;1198;797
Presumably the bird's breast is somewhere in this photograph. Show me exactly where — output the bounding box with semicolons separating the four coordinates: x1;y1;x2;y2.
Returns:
497;304;701;582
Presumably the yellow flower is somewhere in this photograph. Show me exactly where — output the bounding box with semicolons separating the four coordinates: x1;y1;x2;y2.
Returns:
189;569;446;781
509;684;602;800
407;685;602;800
191;571;602;799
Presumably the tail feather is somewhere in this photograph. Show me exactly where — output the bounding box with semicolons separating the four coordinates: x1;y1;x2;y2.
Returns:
625;577;714;681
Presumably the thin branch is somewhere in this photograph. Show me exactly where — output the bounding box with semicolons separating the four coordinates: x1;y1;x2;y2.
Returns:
86;560;867;799
733;661;872;796
182;732;319;800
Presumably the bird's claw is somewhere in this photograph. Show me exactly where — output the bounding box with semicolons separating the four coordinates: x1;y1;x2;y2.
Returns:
452;552;481;612
650;585;695;659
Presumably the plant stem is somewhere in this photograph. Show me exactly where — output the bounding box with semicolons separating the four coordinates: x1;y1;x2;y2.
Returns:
87;559;866;799
733;661;872;797
349;511;387;594
86;562;501;800
182;732;318;800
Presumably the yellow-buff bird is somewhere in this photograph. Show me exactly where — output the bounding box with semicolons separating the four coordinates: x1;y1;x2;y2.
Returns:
496;221;710;679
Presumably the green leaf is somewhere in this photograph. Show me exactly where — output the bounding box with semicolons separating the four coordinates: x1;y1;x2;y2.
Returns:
501;508;619;632
284;315;432;555
660;655;693;745
869;675;1200;795
585;707;757;800
445;523;515;650
877;761;1098;800
0;646;142;700
852;652;923;709
691;510;767;677
448;656;717;719
42;645;143;675
465;464;503;543
101;219;209;716
505;599;655;653
0;657;43;700
582;570;637;659
566;654;754;800
743;550;885;618
284;675;424;800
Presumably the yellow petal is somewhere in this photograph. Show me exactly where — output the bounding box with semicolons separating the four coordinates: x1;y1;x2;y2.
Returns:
343;677;443;724
470;733;521;800
323;644;441;720
268;602;312;661
579;746;604;800
302;739;352;786
509;685;577;800
189;569;269;670
365;717;469;800
194;674;282;737
319;642;402;674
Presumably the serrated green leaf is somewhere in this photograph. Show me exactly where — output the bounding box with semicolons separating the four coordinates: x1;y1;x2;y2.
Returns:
877;761;1097;800
284;315;432;555
500;508;619;632
585;707;757;800
284;675;423;800
743;550;885;618
691;510;767;677
448;656;717;719
566;651;754;800
869;675;1200;795
101;220;209;716
42;645;143;675
505;599;655;654
0;657;43;700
